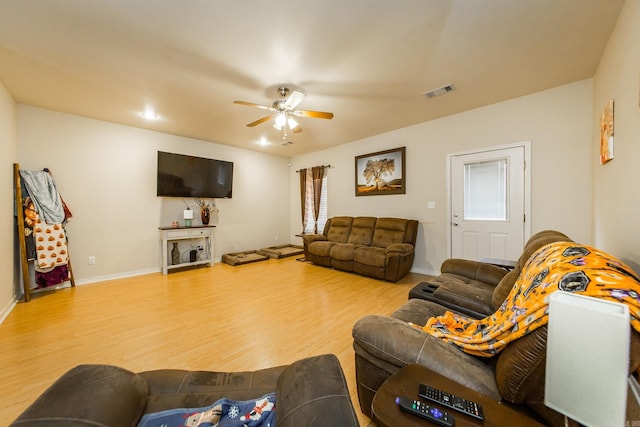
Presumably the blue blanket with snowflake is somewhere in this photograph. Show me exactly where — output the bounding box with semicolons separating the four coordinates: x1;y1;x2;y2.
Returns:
137;392;276;427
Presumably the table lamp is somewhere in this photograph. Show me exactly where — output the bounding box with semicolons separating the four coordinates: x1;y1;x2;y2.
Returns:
545;291;630;427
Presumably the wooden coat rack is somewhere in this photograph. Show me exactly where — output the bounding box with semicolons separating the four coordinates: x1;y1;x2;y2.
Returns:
14;163;75;302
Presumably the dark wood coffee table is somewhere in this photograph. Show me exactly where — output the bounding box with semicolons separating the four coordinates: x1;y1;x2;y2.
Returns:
371;364;544;426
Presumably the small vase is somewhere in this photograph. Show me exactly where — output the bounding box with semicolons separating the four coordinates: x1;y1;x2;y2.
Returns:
171;242;180;265
201;208;210;225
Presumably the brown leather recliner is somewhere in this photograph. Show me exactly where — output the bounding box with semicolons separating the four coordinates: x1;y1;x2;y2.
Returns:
410;230;573;318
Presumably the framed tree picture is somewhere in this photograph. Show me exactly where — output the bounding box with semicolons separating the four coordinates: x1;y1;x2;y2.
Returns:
355;146;406;196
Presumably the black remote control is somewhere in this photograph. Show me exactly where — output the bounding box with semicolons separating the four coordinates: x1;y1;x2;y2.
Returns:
419;384;484;420
395;396;455;426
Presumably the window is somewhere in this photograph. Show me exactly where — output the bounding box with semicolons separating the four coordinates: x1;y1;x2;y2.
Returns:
302;168;328;234
463;158;507;221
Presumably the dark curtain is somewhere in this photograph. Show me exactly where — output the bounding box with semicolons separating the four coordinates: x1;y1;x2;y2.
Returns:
311;166;325;234
299;168;308;233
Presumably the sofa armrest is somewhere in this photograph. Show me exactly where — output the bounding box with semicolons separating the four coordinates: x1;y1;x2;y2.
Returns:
11;364;148;426
276;354;359;427
352;315;501;400
385;242;414;255
440;258;507;286
302;234;328;245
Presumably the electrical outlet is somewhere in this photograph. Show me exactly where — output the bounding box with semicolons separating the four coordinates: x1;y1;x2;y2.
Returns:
88;256;96;265
274;235;279;242
196;245;203;251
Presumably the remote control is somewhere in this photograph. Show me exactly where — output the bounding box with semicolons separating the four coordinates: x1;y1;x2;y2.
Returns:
419;384;484;420
395;396;455;426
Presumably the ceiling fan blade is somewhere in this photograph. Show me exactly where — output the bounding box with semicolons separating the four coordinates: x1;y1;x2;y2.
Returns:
246;115;274;127
234;100;275;112
292;110;334;120
284;90;306;109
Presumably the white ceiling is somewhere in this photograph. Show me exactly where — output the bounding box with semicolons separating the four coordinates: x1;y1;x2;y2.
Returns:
0;1;624;157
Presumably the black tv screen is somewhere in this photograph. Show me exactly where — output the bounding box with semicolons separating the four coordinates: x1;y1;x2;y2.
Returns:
157;151;233;198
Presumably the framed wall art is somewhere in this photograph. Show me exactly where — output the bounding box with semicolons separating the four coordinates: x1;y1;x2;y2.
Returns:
600;99;614;164
355;146;406;196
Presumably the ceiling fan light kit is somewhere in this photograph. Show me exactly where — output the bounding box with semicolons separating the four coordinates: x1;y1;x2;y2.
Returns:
234;86;334;136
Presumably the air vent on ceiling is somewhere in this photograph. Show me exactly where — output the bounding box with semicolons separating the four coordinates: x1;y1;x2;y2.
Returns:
281;141;293;146
423;84;455;98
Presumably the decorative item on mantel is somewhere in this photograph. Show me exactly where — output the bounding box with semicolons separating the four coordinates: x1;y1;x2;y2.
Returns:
171;242;180;265
195;198;218;225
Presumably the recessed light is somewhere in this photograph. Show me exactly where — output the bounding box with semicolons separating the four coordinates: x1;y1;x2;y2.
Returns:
256;137;271;146
140;111;160;120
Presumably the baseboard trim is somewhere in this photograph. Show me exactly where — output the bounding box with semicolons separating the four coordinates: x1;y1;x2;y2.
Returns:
410;266;438;276
75;267;161;286
0;296;18;325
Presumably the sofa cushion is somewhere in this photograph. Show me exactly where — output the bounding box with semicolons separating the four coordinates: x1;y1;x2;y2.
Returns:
371;218;409;248
307;240;335;257
331;243;359;261
139;366;285;414
353;308;501;400
326;216;353;243
354;246;386;267
428;279;495;316
347;217;377;245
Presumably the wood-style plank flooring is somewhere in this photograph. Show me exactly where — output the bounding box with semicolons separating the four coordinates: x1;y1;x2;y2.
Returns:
0;257;432;425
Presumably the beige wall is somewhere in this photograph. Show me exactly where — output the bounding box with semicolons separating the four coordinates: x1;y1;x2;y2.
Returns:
290;80;594;274
16;106;291;284
0;80;18;320
592;0;640;273
4;1;639;307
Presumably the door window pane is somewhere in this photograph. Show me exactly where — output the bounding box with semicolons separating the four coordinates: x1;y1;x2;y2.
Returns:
464;159;507;221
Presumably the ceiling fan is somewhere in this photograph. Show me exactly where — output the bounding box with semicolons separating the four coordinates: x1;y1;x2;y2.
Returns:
234;86;334;135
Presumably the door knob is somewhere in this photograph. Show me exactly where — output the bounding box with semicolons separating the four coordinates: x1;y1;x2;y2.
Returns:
452;222;459;226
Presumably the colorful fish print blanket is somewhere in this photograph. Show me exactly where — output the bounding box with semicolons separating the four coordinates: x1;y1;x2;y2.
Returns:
422;241;640;357
137;393;275;427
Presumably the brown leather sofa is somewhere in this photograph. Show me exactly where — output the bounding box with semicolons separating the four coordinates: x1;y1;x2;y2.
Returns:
352;232;640;426
11;354;360;427
303;216;419;282
409;230;572;318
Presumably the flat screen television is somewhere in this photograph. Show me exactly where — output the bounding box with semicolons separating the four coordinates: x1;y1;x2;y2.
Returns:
157;151;233;198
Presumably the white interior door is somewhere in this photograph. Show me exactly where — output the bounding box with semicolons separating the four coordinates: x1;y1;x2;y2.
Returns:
450;145;528;261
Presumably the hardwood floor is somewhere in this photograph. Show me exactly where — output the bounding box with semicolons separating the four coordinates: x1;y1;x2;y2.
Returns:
0;257;432;425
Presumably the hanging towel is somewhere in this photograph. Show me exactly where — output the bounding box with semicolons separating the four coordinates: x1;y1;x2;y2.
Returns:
35;265;70;288
33;212;69;269
19;169;64;224
420;241;640;357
